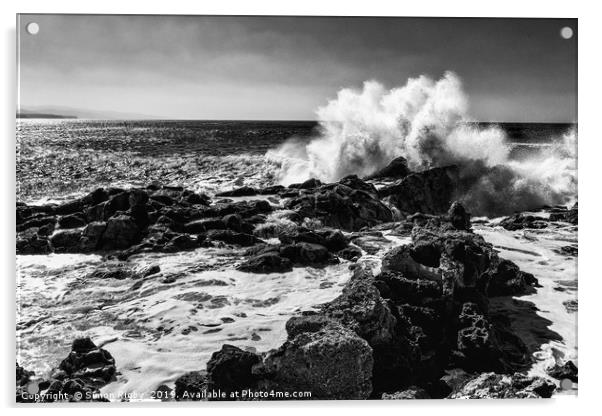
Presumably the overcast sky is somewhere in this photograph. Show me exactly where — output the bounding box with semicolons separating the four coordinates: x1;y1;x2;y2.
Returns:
18;15;577;121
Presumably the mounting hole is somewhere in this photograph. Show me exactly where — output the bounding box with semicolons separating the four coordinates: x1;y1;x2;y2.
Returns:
560;26;573;40
26;22;39;35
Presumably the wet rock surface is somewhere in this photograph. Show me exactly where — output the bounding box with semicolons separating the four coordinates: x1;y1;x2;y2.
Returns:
17;337;116;402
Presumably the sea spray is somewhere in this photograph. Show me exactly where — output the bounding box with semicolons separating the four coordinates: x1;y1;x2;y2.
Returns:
266;72;577;216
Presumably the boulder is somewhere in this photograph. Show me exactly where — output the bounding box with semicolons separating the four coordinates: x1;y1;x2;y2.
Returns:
57;214;86;230
255;317;373;399
338;175;379;195
205;345;261;394
238;252;293;274
447;201;471;231
100;215;140;250
17;229;51;254
50;229;82;253
499;214;548;231
216;186;257;197
285;180;393;231
379;165;458;215
174;371;207;401
289;178;322;189
486;259;539;297
337;245;363;261
58;337;116;386
280;242;333;266
365;157;411;180
206;230;263;247
547;360;578;383
79;222;106;252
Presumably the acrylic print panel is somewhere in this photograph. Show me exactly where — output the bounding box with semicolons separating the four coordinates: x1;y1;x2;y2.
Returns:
16;14;577;402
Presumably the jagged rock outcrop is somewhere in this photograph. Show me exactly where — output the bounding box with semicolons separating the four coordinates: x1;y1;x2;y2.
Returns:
202;202;543;400
379;165;459;215
365;157;411;181
253;316;374;399
284;177;393;231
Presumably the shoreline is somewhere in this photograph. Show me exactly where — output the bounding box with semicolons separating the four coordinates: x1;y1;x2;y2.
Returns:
16;158;578;401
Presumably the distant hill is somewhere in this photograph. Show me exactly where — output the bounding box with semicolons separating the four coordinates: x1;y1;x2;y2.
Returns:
17;106;157;120
17;111;76;119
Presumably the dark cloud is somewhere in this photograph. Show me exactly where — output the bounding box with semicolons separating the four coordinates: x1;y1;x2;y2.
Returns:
18;15;577;121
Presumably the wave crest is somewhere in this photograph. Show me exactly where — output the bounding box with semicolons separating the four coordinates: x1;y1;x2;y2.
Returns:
266;72;576;216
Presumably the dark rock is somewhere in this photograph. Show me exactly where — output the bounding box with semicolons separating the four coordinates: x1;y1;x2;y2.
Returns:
174;371;207;401
50;229;82;253
128;204;149;229
207;230;263;247
206;344;261;394
164;234;201;252
547;360;578;382
57;214;85;229
17;229;51;254
80;222;106;252
365;157;411;180
216;186;257;197
58;337;116;386
375;271;441;305
254;318;373;399
500;214;549;231
184;192;210;205
380;165;458;215
487;259;538;297
88;266;136;280
381;245;442;281
338;175;379;195
317;229;349;252
222;213;253;233
183;219;208;234
138;264;161;278
100;215;140;250
447;202;471;231
54;199;85;215
128;189;149;207
82;188;109;206
257;185;285;195
453;303;503;372
17;215;57;232
102;192;130;219
285;180;393;231
557;245;578;256
289;178;322;189
237;252;293;274
337;245;363;261
16;362;34;386
562;299;578;313
382;386;430;399
280;242;334;266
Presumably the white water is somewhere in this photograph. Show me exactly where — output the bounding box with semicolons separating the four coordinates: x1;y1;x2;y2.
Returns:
16;248;354;399
267;72;577;216
16;220;577;398
474;220;578;395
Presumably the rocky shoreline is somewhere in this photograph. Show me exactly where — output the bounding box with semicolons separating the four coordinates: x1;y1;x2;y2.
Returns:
16;158;578;401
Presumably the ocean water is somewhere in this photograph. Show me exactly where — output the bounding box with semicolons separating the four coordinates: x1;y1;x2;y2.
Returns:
16;119;578;399
16;120;574;204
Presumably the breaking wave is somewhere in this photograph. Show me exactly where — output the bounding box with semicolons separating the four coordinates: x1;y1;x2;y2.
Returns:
266;72;577;216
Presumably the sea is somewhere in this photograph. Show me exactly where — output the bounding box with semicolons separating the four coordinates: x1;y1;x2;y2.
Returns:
16;119;578;399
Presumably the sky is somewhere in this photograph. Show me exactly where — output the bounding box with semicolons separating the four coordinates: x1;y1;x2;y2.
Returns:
17;15;577;121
